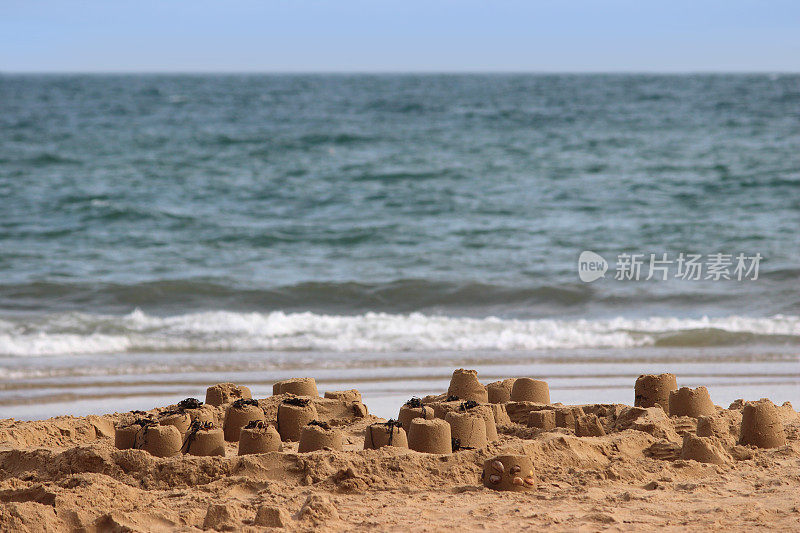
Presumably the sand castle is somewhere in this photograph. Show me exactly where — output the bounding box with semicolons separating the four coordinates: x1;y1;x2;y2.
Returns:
408;418;452;454
205;383;252;407
739;399;786;448
363;420;408;449
447;369;489;403
510;377;550;403
445;410;488;450
298;421;343;452
277;397;318;441
182;421;226;457
486;378;516;404
5;371;800;532
668;386;716;418
398;398;435;433
274;377;319;397
136;423;182;457
223;399;265;442
554;406;584;428
114;418;154;450
158;411;192;434
238;420;282;455
527;409;556;430
482;455;536;492
634;373;677;413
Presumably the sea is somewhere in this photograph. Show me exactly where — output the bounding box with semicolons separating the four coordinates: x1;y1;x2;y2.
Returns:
1;73;798;419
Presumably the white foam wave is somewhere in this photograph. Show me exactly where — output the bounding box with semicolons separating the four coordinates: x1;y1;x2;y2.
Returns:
0;309;798;357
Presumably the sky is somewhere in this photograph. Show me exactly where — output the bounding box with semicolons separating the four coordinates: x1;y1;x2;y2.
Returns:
1;1;799;73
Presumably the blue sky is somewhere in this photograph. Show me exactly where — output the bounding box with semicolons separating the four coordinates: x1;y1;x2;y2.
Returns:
1;1;799;72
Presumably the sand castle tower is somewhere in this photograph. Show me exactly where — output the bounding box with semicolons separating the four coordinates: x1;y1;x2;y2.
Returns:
482;455;536;492
277;398;318;441
445;410;488;450
739;399;786;448
408;418;452;454
183;421;226;457
298;421;343;452
364;420;408;449
238;420;282;455
634;374;677;413
398;398;435;433
486;378;516;404
527;409;556;430
273;377;319;397
115;418;155;450
510;377;550;403
223;399;265;442
136;424;183;457
669;386;716;418
159;411;192;435
205;383;252;407
447;369;488;403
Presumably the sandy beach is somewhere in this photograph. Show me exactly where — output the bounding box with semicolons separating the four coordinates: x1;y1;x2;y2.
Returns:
1;370;799;532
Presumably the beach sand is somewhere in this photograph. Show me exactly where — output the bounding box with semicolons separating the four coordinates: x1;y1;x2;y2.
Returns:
1;373;799;532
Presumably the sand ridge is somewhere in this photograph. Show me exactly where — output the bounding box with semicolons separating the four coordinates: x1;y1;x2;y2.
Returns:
1;372;799;532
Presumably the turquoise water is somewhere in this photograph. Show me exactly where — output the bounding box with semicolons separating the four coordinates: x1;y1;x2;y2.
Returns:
0;74;798;418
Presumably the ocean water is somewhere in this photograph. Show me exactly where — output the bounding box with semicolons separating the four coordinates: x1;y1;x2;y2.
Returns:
1;74;799;419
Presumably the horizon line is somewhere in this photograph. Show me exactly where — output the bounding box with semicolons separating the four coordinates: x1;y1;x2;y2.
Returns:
2;70;799;76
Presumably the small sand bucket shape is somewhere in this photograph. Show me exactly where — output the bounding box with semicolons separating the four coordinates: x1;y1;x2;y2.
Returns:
273;377;319;397
115;417;156;450
205;383;252;407
277;397;318;442
181;420;226;457
486;378;516;404
364;420;408;450
457;400;498;441
445;410;487;451
408;418;452;454
398;397;435;433
158;409;192;435
135;421;183;457
223;398;265;442
634;374;677;413
238;420;282;455
668;387;716;418
739;400;786;449
447;369;488;403
298;420;343;452
510;378;550;403
482;455;536;492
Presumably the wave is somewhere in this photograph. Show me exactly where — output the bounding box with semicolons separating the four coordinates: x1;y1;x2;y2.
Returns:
0;310;797;357
0;279;600;314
